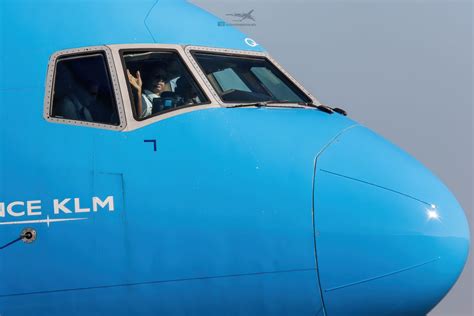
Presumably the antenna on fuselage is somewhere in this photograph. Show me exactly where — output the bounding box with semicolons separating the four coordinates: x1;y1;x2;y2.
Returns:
0;228;37;251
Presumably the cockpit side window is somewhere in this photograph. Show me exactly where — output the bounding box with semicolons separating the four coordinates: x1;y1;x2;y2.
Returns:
192;52;312;104
121;50;209;121
50;53;120;126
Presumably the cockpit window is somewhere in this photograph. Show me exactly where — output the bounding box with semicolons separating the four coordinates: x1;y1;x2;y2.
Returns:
122;50;209;120
51;53;120;125
192;52;312;104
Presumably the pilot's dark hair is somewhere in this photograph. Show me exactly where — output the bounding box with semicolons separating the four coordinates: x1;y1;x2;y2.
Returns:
141;64;168;85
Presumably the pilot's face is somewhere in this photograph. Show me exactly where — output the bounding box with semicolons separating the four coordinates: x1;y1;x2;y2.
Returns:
150;73;167;94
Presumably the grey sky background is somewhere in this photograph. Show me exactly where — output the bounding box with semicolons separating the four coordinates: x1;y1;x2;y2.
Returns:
191;0;473;315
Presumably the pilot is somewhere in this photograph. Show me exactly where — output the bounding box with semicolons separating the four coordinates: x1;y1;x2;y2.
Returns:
127;67;170;119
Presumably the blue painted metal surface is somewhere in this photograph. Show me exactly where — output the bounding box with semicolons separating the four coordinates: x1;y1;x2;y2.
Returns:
0;0;470;315
313;126;470;315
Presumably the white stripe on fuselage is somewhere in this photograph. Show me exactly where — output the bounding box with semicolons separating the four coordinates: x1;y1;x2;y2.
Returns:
0;215;87;227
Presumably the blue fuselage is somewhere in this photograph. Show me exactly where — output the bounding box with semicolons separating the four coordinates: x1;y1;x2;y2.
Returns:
0;0;469;315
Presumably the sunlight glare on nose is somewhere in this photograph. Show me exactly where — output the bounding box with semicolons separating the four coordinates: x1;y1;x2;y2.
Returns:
427;205;441;221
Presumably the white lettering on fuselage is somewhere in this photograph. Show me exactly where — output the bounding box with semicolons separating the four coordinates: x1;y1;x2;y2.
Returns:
0;196;115;226
74;198;90;213
27;200;42;216
7;201;25;217
54;198;72;214
93;196;114;212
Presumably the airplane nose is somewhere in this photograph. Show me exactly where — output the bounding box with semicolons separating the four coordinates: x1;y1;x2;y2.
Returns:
312;126;470;316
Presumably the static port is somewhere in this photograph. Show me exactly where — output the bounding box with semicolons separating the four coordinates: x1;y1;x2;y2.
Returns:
21;228;37;244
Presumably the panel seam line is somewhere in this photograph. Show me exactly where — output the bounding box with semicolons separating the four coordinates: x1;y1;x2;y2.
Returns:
144;0;159;42
0;268;315;298
325;257;441;292
319;169;432;207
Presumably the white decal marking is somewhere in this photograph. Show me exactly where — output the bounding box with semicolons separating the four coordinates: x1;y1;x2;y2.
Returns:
27;200;42;216
7;201;25;217
93;196;114;212
54;198;72;214
244;37;258;47
74;198;90;213
0;215;87;227
0;196;115;226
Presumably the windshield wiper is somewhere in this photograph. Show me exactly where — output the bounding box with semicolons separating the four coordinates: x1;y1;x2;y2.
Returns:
228;101;348;116
228;100;304;108
301;102;347;116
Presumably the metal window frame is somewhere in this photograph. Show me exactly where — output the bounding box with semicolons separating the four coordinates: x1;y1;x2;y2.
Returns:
44;44;321;132
184;45;320;107
43;46;127;131
106;44;220;132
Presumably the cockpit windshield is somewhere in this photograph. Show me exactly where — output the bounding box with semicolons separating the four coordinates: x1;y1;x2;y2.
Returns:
123;51;208;120
192;52;312;104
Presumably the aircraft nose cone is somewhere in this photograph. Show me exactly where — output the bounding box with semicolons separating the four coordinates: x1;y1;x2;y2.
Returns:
313;126;470;316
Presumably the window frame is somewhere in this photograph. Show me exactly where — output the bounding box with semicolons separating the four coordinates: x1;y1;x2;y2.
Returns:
44;46;127;130
185;46;319;107
118;48;212;122
44;45;320;132
104;44;218;131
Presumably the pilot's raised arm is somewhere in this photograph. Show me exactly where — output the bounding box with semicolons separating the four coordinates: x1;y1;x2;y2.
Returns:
129;69;165;118
127;69;143;117
127;69;152;119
